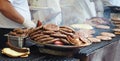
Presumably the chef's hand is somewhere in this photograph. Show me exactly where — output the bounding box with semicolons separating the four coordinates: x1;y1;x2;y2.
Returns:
23;19;36;28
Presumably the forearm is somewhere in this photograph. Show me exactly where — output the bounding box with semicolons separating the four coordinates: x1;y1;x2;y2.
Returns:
0;0;24;24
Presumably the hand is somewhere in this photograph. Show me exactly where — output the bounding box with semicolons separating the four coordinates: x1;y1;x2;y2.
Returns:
23;19;36;28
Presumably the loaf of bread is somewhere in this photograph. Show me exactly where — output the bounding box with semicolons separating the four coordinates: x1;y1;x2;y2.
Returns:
2;48;30;58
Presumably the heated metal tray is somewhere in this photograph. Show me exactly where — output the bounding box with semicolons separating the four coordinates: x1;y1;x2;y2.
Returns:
25;20;116;57
0;46;79;61
0;23;119;61
4;34;27;48
74;24;119;58
26;38;80;56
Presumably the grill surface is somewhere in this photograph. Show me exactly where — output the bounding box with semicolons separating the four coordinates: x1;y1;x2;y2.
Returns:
74;24;119;58
0;46;79;61
0;22;118;61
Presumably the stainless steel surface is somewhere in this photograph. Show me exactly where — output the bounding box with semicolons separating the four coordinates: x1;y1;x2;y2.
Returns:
38;48;73;57
5;34;26;48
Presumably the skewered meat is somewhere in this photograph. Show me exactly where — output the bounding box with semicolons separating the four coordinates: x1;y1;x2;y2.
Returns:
66;36;82;46
43;24;59;31
87;37;101;42
50;33;67;38
95;25;110;29
43;39;60;44
43;31;55;34
96;36;112;40
34;35;50;41
29;24;92;47
100;32;115;37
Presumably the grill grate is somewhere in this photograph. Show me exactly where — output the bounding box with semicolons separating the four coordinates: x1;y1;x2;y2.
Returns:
0;46;79;61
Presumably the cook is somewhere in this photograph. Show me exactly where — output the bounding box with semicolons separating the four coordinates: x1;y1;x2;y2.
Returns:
102;0;120;19
0;0;36;48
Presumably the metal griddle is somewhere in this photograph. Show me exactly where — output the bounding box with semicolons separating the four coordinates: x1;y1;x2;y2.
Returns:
0;20;118;60
0;46;79;61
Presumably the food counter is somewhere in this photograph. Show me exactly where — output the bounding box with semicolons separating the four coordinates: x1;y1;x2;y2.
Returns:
74;35;120;61
0;35;119;61
0;26;120;61
0;46;79;61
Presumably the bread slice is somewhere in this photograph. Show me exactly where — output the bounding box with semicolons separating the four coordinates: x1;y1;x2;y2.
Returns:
2;48;30;58
70;24;93;29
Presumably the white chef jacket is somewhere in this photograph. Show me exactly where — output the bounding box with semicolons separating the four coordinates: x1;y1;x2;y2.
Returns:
102;0;120;6
0;0;31;28
109;0;120;6
29;0;96;26
61;0;96;25
29;0;62;25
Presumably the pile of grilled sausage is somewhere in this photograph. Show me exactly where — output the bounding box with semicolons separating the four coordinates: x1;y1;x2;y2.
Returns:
28;24;91;46
9;24;91;46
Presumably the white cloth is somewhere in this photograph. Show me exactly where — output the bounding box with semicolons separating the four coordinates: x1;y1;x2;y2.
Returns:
46;0;62;25
109;0;120;6
23;18;36;28
102;0;120;6
29;0;96;25
29;0;62;25
92;0;104;17
0;0;32;28
84;0;96;17
61;0;96;25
